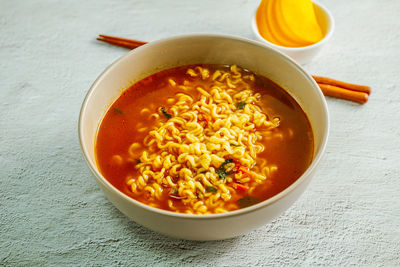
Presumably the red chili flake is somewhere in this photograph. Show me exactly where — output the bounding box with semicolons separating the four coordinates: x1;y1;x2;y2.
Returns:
232;183;249;192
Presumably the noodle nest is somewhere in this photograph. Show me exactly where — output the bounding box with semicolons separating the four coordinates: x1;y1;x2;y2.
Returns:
125;65;281;214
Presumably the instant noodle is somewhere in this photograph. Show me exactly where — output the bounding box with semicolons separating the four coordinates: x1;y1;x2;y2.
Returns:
96;64;313;214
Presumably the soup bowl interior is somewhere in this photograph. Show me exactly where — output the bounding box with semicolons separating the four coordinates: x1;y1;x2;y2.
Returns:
79;34;329;240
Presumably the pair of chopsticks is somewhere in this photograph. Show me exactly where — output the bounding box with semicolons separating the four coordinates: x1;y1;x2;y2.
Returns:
97;35;371;104
313;76;370;104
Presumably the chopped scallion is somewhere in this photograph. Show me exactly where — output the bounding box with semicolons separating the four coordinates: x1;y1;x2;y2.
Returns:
216;158;234;179
113;107;123;114
216;168;226;179
161;107;172;119
238;195;260;208
206;186;218;193
236;101;246;110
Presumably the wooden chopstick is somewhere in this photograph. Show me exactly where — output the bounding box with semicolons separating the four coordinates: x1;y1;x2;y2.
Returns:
318;84;369;104
96;38;143;49
96;35;371;104
97;35;146;49
98;35;147;45
313;75;371;95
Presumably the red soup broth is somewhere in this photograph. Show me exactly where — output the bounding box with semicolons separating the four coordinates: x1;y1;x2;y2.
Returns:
95;64;313;213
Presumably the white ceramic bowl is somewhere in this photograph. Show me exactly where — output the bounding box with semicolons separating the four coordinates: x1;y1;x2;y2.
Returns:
251;1;335;65
79;34;329;240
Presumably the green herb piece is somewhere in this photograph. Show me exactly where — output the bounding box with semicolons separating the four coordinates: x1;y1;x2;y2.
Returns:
206;186;217;193
170;188;178;195
216;168;226;179
136;159;141;164
221;158;233;168
236;101;246;110
238;195;260;208
230;143;241;147
114;107;123;114
216;158;234;179
161;107;172;119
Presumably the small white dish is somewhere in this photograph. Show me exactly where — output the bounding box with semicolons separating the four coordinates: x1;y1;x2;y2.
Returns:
251;1;335;65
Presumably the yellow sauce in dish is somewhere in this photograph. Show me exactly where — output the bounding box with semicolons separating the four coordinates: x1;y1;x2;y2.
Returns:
256;0;324;47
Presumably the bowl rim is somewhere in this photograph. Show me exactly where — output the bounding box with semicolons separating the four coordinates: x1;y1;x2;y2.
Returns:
251;1;335;51
78;33;329;220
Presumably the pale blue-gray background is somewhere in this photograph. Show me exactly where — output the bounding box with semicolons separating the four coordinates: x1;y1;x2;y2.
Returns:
1;0;399;266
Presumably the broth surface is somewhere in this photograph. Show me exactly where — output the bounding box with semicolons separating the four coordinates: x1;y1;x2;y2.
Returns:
96;64;313;214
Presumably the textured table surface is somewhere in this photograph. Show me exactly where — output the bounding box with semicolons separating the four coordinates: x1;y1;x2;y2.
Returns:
1;0;399;266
